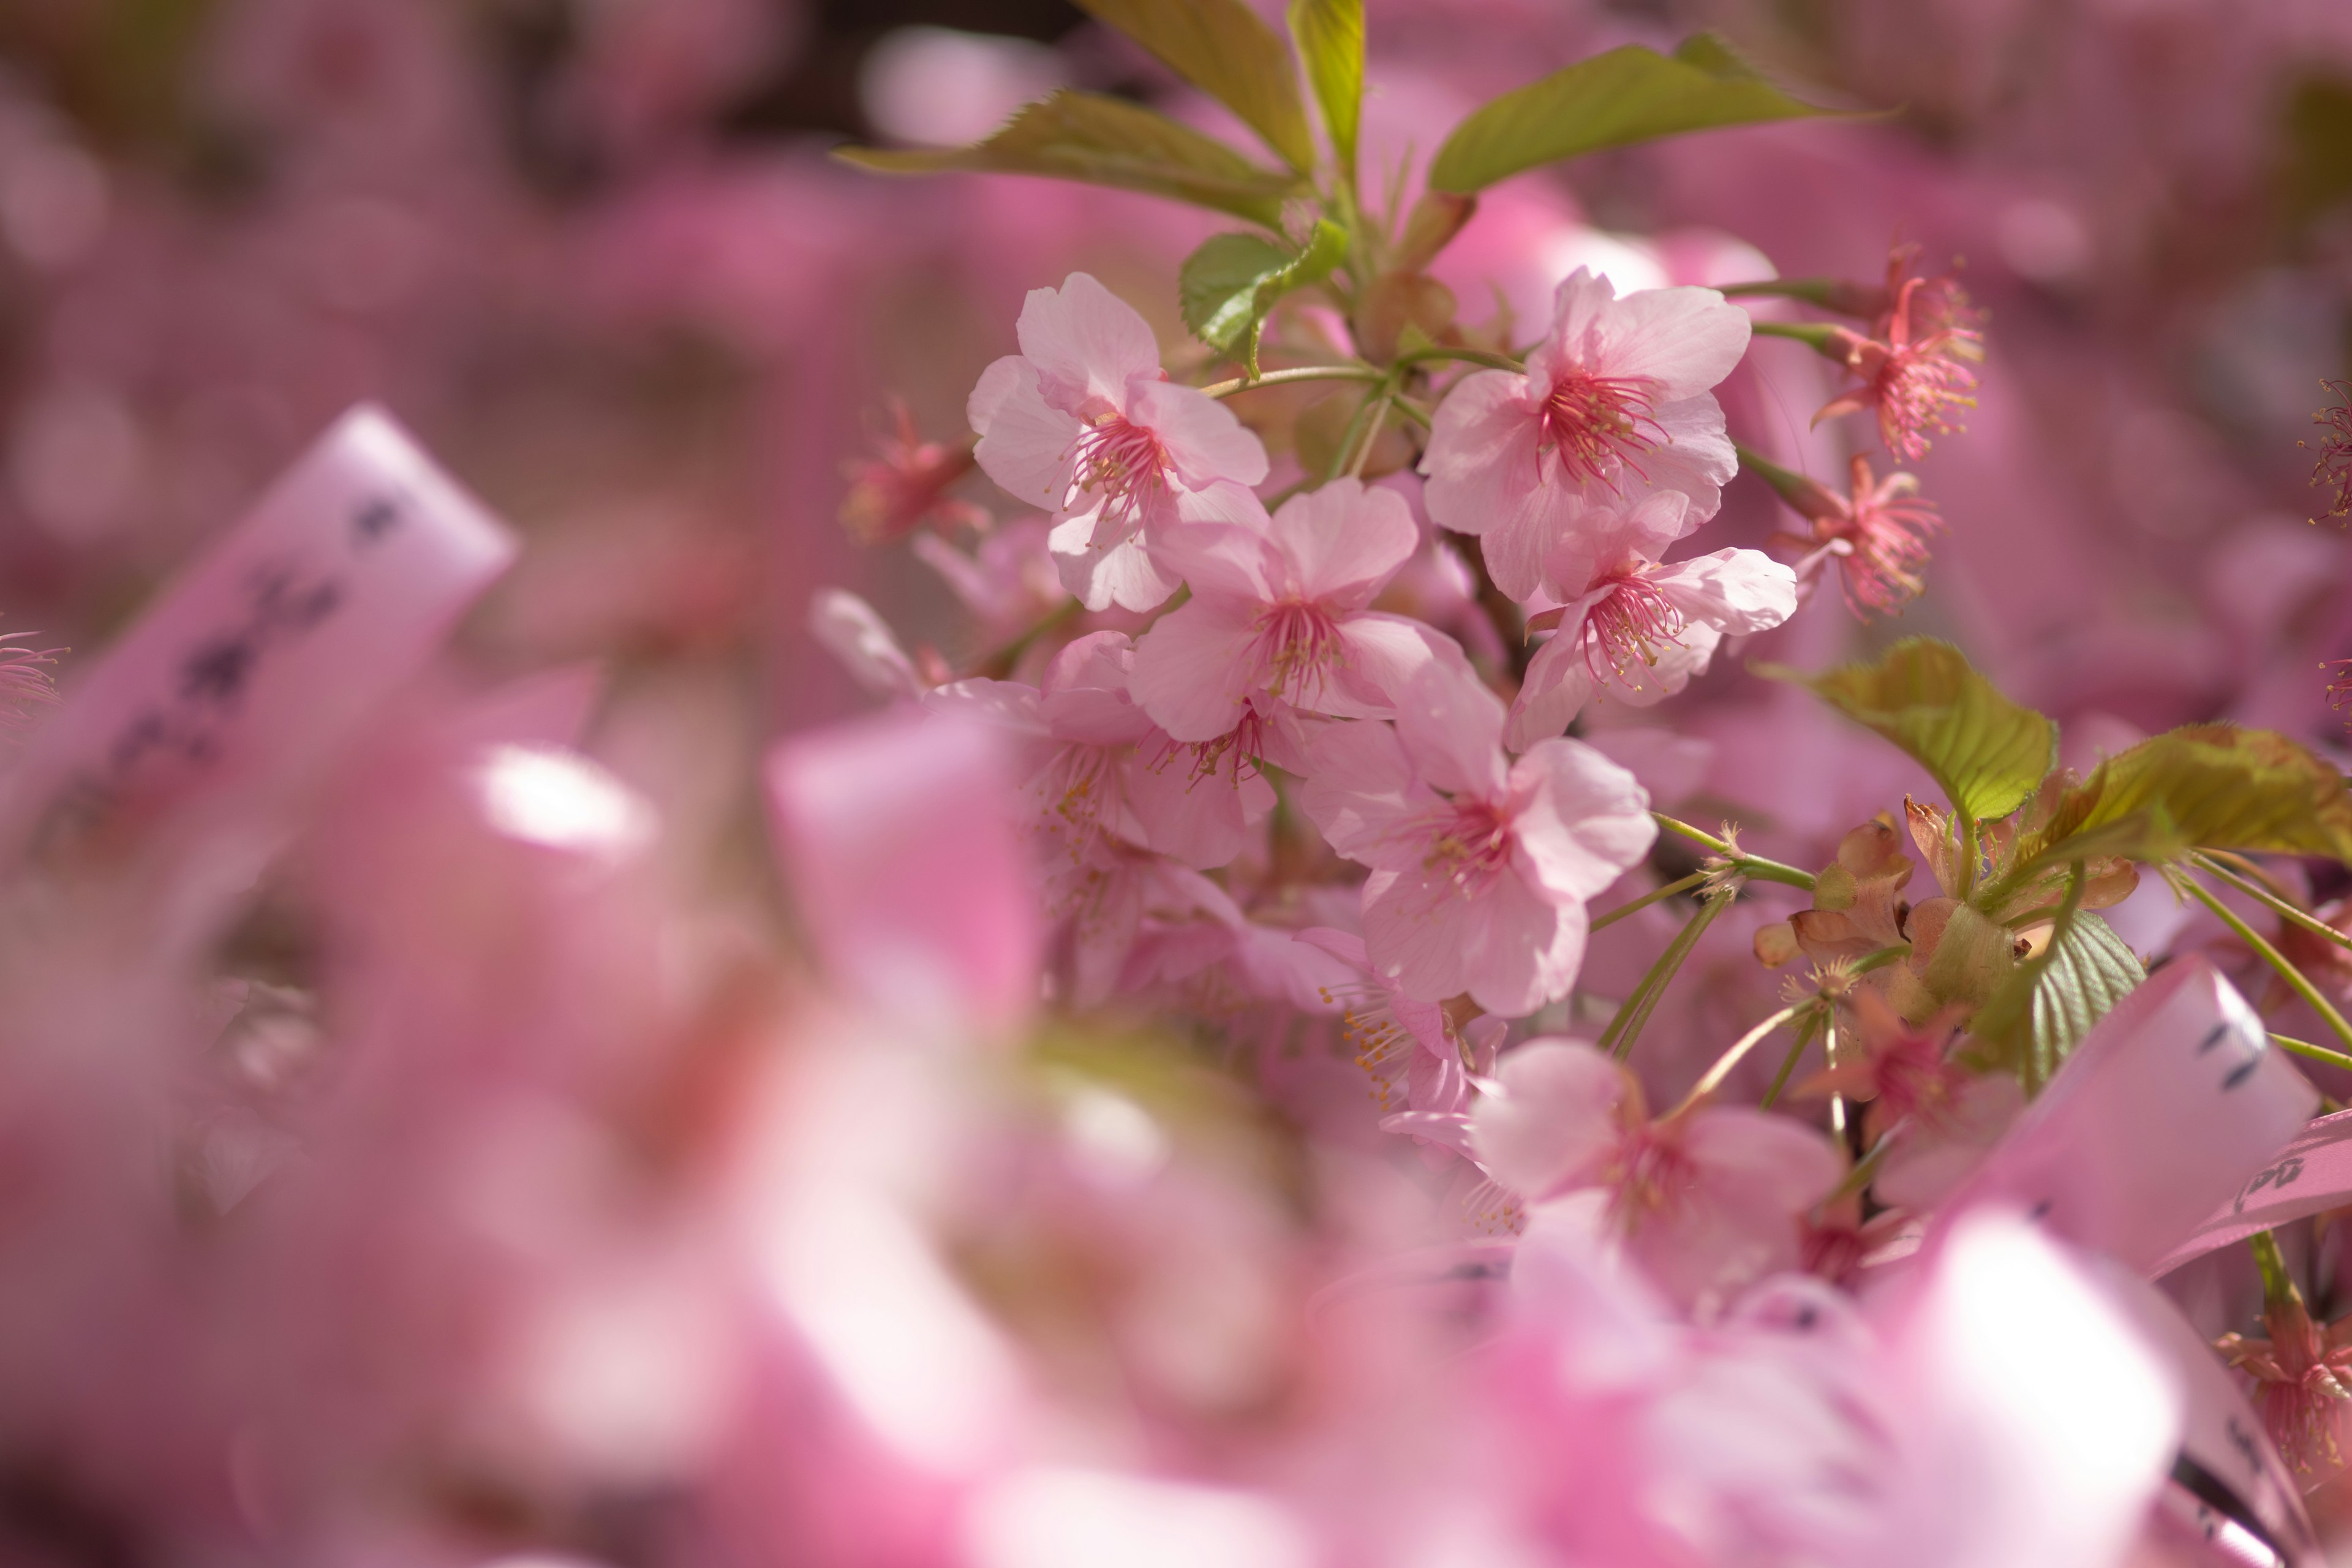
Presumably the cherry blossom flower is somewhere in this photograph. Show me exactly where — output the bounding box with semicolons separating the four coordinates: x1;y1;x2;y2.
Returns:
1300;658;1654;1015
1764;453;1942;617
1472;1038;1845;1309
2304;379;2352;523
968;271;1269;612
926;630;1275;876
2216;1296;2352;1477
1504;491;1796;748
1130;479;1458;742
1294;927;1485;1122
1813;251;1983;461
841;398;987;543
1419;266;1750;600
1796;989;2023;1211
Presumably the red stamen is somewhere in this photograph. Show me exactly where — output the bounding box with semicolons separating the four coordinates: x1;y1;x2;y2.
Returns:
1580;573;1686;685
1537;371;1666;489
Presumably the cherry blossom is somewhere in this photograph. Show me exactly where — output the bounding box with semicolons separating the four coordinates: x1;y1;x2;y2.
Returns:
1505;490;1796;748
1294;926;1483;1122
1766;454;1942;619
925;630;1275;876
1473;1037;1845;1310
2217;1296;2352;1477
1129;478;1458;741
1419;266;1751;600
968;271;1270;611
1300;658;1654;1015
1813;251;1982;461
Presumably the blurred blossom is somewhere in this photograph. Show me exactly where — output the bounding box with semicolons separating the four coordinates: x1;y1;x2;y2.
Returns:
860;28;1068;148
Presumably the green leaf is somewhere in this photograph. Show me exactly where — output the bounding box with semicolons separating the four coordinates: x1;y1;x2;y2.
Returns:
1760;638;2057;824
1428;32;1850;195
1287;0;1363;177
1178;220;1348;374
2021;724;2352;869
834;90;1303;227
1072;0;1317;172
1971;908;2144;1094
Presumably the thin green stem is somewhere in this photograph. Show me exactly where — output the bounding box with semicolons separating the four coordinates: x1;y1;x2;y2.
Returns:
2250;1229;2302;1311
1604;891;1731;1063
1201;363;1385;399
1323;393;1384;484
1956;813;1980;901
1590;871;1708;934
1758;1013;1822;1110
1816;1126;1897;1212
1671;1003;1806;1117
1824;1008;1846;1140
2271;1032;2352;1074
1387;396;1433;430
1395;344;1523;373
1348;396;1393;478
2193;852;2352;956
1649;812;1817;891
2176;870;2352;1056
1750;320;1847;355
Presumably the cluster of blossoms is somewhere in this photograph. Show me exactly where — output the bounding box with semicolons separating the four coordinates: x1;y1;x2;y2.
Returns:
9;2;2352;1566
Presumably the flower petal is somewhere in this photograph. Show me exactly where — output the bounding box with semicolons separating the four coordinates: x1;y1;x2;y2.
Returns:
1129;377;1270;489
1472;1038;1635;1197
1265;478;1420;605
1129;597;1265;742
1507;737;1655;902
1015;271;1164;410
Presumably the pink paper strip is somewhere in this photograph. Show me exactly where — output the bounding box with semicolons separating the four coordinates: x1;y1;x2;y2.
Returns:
1939;957;2319;1276
2095;1261;2321;1567
2152;1110;2352;1280
0;405;517;864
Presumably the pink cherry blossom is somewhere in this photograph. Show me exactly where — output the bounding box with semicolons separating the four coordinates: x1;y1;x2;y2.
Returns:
925;630;1276;876
968;271;1270;612
1130;478;1458;742
1813;255;1983;462
1472;1038;1845;1310
1300;658;1654;1016
1418;266;1751;600
1505;491;1796;748
1294;927;1479;1123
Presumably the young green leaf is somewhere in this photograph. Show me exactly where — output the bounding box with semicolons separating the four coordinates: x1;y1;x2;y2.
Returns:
1287;0;1363;179
1970;907;2144;1094
1072;0;1317;173
1427;32;1850;195
1758;638;2057;825
2018;724;2352;870
1178;221;1348;375
833;90;1303;227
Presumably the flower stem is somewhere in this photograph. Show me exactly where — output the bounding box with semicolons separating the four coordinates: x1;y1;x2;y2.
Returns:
1394;344;1523;373
1750;320;1848;355
2271;1032;2352;1074
1758;1012;1822;1110
2174;869;2352;1055
1815;1126;1896;1211
1348;396;1393;478
1601;889;1732;1063
1201;363;1387;399
1589;871;1708;933
1671;1003;1806;1117
2250;1229;2303;1311
1719;278;1877;315
1649;812;1817;891
1956;813;1980;900
2193;852;2352;956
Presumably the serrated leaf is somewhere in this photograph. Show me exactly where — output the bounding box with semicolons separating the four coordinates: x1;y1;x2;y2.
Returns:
1428;32;1851;195
834;90;1303;227
1288;0;1363;176
1760;638;2057;824
1178;219;1348;374
2021;724;2352;870
1074;0;1316;172
1971;908;2144;1094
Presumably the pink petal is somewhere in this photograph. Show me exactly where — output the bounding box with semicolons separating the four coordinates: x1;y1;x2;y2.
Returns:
808;588;922;700
1391;655;1510;799
1299;718;1423;866
1630;396;1736;523
1365;856;1583;1014
1264;478;1419;605
1650;548;1800;635
1585;280;1753;400
1049;511;1177;612
971;359;1081;510
1502;619;1600;751
1419;370;1546;540
1506;738;1655;903
1477;491;1592;603
1039;631;1155;746
1119;739;1270;869
1328;614;1465;720
1014;271;1164;411
1472;1038;1633;1197
1148;516;1280;605
1684;1108;1847;1221
1128;596;1265;742
1128;378;1270;489
1537;491;1690;600
922;677;1048;739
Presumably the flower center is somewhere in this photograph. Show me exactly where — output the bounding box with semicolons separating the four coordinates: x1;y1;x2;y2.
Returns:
1248;600;1346;704
1320;979;1414;1114
1065;415;1170;527
1039;744;1116;862
1412;797;1517;904
1147;709;1268;788
1607;1125;1698;1231
1581;571;1686;684
1537;370;1665;488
